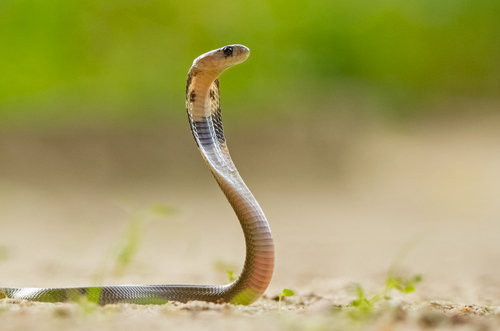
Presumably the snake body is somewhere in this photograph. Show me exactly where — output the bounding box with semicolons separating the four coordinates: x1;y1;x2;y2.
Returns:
0;45;275;305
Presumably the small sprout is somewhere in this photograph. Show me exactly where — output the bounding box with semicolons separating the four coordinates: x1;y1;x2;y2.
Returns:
278;288;294;309
385;274;422;294
344;274;422;321
149;204;177;217
214;260;238;283
340;238;424;321
114;218;143;276
92;203;176;284
350;284;373;312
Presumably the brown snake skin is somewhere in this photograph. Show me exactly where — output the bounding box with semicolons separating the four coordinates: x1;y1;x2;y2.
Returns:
0;45;275;305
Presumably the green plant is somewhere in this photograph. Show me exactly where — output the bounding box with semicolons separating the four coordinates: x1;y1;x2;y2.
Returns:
346;275;422;321
385;274;422;294
92;204;176;284
383;232;426;295
351;284;373;312
213;260;238;283
278;289;294;310
345;234;426;320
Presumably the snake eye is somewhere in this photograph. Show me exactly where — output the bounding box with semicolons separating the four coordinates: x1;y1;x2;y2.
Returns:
222;46;233;57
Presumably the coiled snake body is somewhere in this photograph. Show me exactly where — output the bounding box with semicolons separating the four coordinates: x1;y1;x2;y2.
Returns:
0;45;275;305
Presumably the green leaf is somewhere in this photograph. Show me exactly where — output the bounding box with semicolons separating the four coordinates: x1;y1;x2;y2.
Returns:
404;286;415;293
355;284;364;299
282;289;294;297
386;278;398;289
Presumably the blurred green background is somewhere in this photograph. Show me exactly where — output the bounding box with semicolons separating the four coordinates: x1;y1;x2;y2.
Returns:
1;0;499;130
1;0;500;297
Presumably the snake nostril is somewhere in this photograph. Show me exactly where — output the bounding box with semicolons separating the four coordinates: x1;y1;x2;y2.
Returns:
222;46;233;57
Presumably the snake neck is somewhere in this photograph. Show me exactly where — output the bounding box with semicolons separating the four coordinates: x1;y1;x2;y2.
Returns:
186;70;275;305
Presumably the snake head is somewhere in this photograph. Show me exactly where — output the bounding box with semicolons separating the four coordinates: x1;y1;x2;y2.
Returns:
191;44;250;74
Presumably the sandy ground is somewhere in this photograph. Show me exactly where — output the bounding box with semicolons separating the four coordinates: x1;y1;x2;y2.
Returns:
0;109;499;330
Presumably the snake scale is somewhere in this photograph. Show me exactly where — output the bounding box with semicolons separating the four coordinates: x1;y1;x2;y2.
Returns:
0;45;275;305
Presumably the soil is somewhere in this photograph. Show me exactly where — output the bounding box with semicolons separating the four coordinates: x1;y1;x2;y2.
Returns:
0;111;499;330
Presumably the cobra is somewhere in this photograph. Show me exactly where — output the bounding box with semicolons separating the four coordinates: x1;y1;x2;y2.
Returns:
0;45;275;305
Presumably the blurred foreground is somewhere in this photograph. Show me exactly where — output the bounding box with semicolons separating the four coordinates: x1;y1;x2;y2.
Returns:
1;102;500;330
1;108;499;303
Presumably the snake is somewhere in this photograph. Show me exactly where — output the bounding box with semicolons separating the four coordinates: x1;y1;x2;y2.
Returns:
0;45;275;305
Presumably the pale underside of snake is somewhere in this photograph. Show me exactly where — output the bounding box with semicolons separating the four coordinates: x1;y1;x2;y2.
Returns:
0;45;275;305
